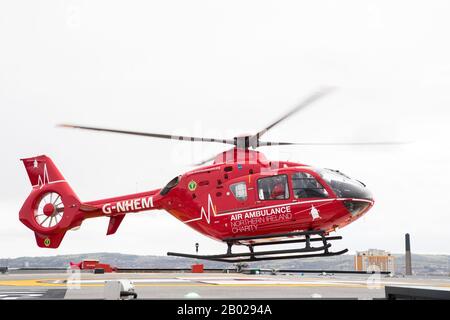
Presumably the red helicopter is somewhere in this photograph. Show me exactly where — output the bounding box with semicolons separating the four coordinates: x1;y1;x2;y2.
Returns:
19;89;395;262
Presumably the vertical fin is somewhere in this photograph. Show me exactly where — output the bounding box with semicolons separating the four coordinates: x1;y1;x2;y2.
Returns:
34;231;67;249
21;155;65;188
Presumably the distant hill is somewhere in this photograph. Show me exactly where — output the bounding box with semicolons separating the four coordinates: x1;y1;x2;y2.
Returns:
1;253;448;276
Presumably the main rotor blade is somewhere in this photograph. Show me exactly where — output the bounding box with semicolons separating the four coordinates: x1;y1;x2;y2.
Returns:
252;87;335;141
194;140;408;165
58;124;236;146
258;140;409;146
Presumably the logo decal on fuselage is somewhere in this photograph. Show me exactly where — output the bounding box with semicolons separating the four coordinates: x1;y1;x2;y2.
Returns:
184;196;332;227
188;180;197;192
44;238;51;247
102;197;154;215
310;205;321;220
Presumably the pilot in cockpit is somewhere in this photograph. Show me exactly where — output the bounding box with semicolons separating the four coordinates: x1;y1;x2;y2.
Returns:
270;176;287;200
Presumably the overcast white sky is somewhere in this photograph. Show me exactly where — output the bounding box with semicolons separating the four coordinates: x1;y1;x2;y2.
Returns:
1;1;449;259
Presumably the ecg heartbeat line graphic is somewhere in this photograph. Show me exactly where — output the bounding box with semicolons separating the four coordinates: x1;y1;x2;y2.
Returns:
31;160;65;189
36;163;50;188
184;194;216;224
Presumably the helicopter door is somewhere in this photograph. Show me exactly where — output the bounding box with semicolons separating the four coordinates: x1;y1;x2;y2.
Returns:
291;172;328;199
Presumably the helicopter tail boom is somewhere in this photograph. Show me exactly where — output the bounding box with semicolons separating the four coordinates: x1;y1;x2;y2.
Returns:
19;155;162;248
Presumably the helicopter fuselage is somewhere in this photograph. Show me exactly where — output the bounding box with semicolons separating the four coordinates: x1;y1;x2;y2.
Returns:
154;149;374;241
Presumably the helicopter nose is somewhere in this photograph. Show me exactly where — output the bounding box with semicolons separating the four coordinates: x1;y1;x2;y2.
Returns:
341;182;373;216
330;177;373;201
343;198;373;217
348;180;373;201
333;178;374;216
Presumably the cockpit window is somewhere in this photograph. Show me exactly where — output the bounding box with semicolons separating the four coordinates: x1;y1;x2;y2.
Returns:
257;174;289;200
315;168;372;200
291;172;328;199
230;182;248;201
160;176;180;195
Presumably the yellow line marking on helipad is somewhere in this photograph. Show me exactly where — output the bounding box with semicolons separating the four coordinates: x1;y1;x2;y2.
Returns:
0;280;61;287
0;279;101;287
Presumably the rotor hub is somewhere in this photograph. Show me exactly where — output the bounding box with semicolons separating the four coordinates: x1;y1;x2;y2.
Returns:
43;203;55;217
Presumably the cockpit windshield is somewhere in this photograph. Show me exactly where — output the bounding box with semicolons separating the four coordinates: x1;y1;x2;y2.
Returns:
314;168;373;200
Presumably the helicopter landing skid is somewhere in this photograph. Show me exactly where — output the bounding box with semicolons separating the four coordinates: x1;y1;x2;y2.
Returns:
167;230;348;263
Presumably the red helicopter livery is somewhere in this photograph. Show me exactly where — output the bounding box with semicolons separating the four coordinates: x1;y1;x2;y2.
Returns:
19;89;392;262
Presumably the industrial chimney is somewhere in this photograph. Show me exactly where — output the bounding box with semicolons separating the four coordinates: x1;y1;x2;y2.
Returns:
405;233;412;275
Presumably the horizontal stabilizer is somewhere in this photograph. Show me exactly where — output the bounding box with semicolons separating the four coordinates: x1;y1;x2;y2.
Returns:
107;215;125;235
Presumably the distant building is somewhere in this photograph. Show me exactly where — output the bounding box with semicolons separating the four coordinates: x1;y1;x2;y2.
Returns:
355;249;395;273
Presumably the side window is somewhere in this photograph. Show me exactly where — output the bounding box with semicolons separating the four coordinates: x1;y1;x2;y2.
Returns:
230;182;248;201
257;175;289;200
292;172;328;199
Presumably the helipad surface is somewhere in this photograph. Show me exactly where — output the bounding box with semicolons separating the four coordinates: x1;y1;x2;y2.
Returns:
1;272;449;299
